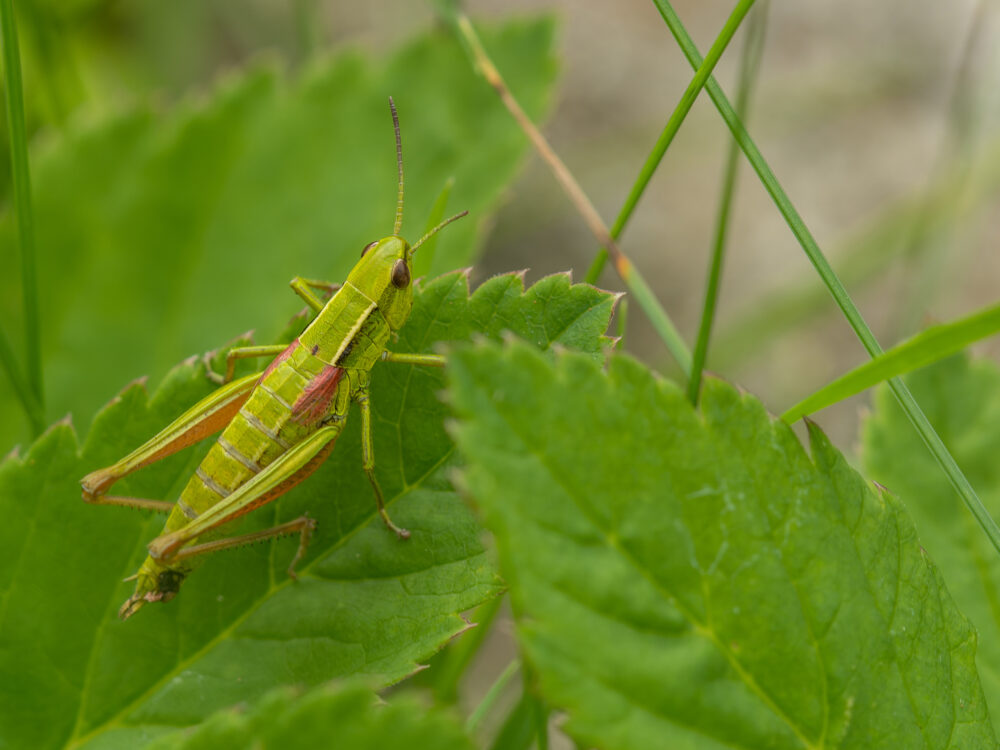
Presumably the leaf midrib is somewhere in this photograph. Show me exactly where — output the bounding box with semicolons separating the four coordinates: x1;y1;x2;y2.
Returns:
476;373;819;749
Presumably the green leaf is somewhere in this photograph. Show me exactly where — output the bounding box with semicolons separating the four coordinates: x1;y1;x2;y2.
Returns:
0;17;558;447
783;301;1000;422
0;273;616;750
144;682;475;750
862;354;1000;723
447;340;995;749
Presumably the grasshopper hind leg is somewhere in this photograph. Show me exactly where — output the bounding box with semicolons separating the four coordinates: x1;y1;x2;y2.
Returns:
170;515;319;580
120;516;318;621
81;372;262;509
83;494;174;513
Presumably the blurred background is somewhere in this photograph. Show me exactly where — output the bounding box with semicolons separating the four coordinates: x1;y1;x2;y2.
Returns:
1;0;998;451
0;0;998;738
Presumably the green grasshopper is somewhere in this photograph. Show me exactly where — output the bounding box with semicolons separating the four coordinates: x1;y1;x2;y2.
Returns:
81;98;467;620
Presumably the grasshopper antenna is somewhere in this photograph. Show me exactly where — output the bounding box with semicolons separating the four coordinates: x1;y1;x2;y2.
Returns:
411;210;469;255
389;96;404;236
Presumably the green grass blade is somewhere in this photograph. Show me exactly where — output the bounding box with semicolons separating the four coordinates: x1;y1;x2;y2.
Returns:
714;142;1000;368
0;0;42;417
650;0;1000;557
293;0;321;59
466;659;520;735
616;263;690;373
687;0;768;405
783;301;1000;423
583;0;757;286
438;8;694;371
0;324;42;435
890;0;986;337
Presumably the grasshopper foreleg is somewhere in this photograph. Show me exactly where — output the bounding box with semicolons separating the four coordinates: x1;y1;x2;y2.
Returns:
290;276;341;313
205;344;289;385
357;389;410;539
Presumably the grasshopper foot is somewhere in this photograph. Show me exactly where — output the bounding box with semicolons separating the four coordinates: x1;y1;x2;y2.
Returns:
379;509;410;540
202;351;225;385
286;515;319;580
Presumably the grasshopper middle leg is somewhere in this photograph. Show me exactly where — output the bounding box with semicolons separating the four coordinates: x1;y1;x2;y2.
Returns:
381;351;445;368
356;389;410;539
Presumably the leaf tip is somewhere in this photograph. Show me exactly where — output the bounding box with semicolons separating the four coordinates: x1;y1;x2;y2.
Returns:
113;375;150;404
871;479;891;496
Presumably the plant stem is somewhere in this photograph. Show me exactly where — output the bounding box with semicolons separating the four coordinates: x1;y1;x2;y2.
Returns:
0;0;43;425
444;10;692;373
584;0;758;285
466;659;520;735
651;0;1000;556
0;324;42;434
294;0;321;61
687;0;768;405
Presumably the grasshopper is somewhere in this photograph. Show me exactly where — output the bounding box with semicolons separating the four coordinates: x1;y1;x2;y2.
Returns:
81;98;467;620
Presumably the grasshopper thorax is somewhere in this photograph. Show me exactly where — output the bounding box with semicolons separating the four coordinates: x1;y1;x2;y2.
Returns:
347;235;413;331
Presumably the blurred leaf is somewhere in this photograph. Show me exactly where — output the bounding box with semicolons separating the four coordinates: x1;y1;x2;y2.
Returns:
863;354;1000;722
0;17;558;447
0;272;616;750
145;682;475;750
425;593;504;706
783;300;1000;422
448;340;995;749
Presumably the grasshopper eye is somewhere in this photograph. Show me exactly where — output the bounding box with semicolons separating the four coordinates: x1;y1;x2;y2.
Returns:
361;240;378;257
391;259;410;289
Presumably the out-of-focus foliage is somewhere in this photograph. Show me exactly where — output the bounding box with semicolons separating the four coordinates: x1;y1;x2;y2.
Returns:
3;2;1000;748
0;16;557;447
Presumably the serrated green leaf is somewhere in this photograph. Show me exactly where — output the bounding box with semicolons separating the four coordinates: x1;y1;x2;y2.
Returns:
783;301;1000;422
447;340;995;749
862;354;1000;724
0;273;616;750
144;682;475;750
0;17;558;447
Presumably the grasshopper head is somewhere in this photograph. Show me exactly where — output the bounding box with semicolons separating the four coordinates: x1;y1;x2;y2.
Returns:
118;563;187;620
347;236;414;331
344;98;467;331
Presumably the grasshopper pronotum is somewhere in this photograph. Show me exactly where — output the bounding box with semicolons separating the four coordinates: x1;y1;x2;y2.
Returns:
81;98;467;620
